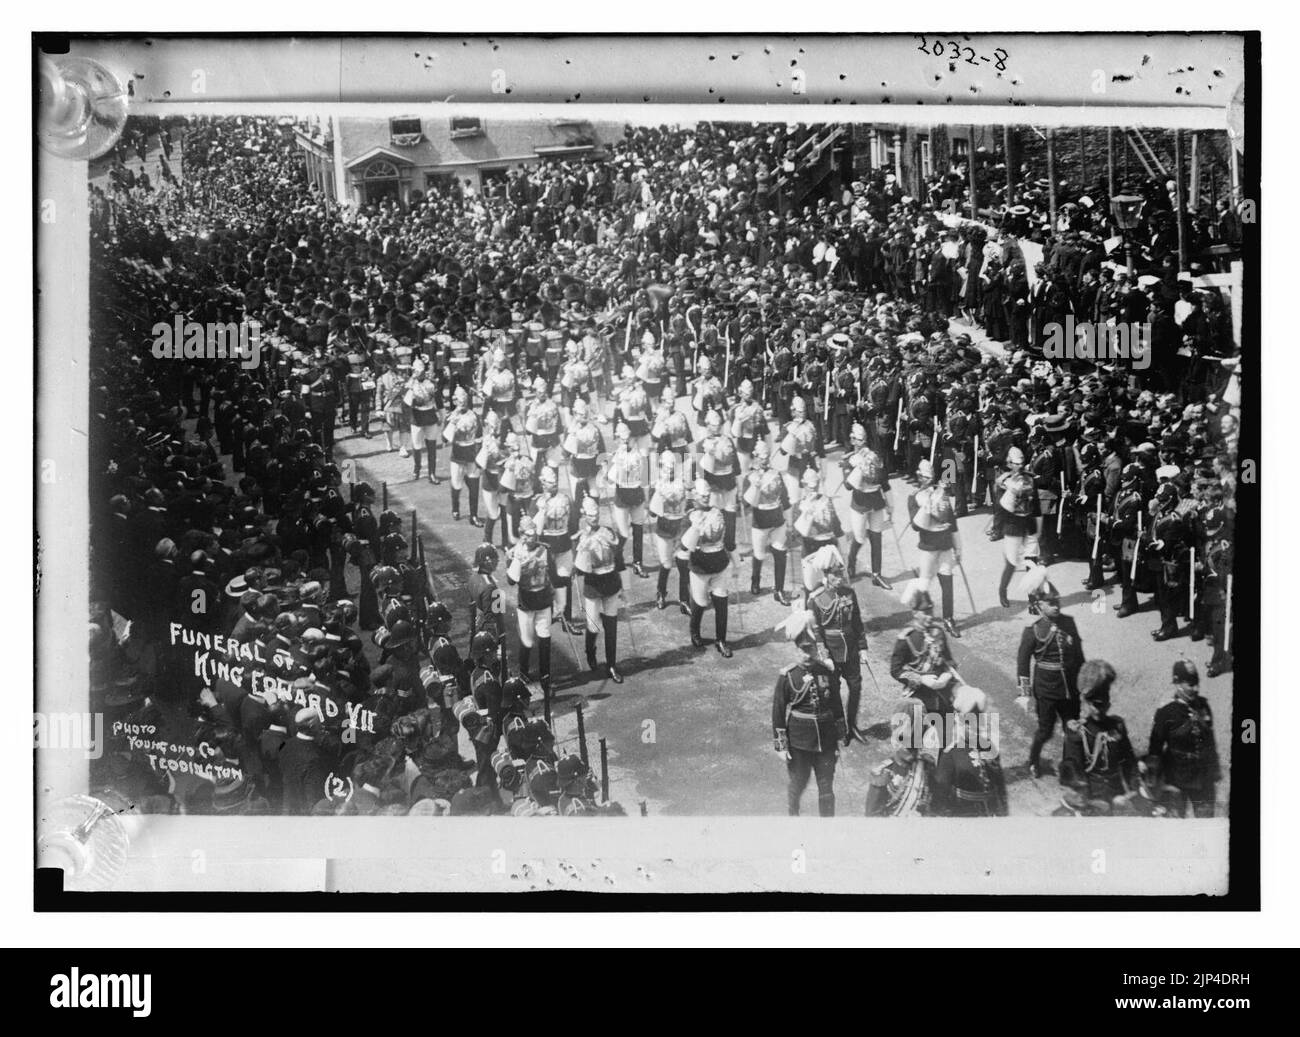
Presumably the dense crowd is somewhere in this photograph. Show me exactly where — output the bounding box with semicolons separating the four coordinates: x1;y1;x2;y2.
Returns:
84;114;1237;817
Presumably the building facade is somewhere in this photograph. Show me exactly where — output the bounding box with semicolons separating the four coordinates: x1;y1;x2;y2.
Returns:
295;114;626;210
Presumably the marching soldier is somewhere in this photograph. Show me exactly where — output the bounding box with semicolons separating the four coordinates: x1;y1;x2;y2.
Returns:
1027;425;1063;565
772;607;846;816
573;493;625;683
613;366;654;456
558;340;593;420
744;440;793;605
467;543;506;642
405;360;442;485
648;449;691;614
635;338;668;403
607;421;650;578
499;432;535;551
562;397;605;503
841;421;893;589
890;579;958;714
651;384;692;463
1014;567;1086;779
1147;660;1221;816
1147;483;1189;642
479;347;517;431
443;387;483;525
807;549;869;744
778;395;821;511
1059;659;1138;809
697;409;741;553
534;465;582;635
475;410;511;547
729;377;767;490
993;446;1038;608
908;459;962;638
1078;442;1110;591
1191;506;1233;677
681;477;734;656
795;467;843;594
344;352;373;438
1110;462;1148;618
524;376;564;480
504;516;554;693
691;355;725;426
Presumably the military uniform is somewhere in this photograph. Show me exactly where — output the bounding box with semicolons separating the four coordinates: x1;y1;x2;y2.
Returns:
1016;613;1085;774
808;578;867;742
505;535;554;687
524;393;564;474
744;457;791;603
573;519;624;680
908;480;960;630
443;404;483;523
1060;712;1137;804
608;441;649;575
534;485;580;632
772;656;845;816
698;427;740;552
682;502;733;655
842;442;891;585
648;463;691;611
1148;691;1220;816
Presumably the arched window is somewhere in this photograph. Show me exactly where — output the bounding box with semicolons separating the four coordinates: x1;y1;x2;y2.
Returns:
363;159;399;181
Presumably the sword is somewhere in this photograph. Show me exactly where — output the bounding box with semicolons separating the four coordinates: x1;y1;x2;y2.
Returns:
955;558;978;616
1056;470;1066;536
890;518;917;579
860;650;883;696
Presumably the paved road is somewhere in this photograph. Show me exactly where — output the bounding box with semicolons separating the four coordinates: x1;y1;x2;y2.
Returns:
334;372;1233;818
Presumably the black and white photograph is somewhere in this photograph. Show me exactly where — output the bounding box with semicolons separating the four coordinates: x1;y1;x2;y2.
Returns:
29;27;1266;920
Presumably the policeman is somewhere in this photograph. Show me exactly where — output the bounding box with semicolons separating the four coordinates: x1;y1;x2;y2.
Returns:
772;607;846;816
993;446;1037;608
648;449;691;613
1147;484;1188;642
607;422;650;578
795;467;843;595
505;517;554;693
697;409;741;552
681;476;734;656
534;465;582;635
443;387;483;525
562;397;605;503
908;459;962;637
1147;660;1221;816
1059;659;1138;810
807;550;868;744
1015;567;1086;779
1110;462;1148;618
743;440;793;605
841;421;893;589
573;494;625;683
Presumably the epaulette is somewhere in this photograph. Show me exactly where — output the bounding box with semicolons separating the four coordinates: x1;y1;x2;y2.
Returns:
779;662;802;676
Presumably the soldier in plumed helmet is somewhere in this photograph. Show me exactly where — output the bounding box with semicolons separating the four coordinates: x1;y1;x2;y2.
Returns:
405;359;442;484
681;476;734;656
562;397;605;504
504;516;554;692
743;440;793;605
891;578;958;714
475;409;511;548
728;377;767;490
651;383;692;463
908;459;962;638
443;386;483;525
1015;565;1085;779
993;445;1038;608
648;448;692;613
841;421;893;589
573;493;625;682
778;394;822;512
772;605;846;816
612;365;654;456
795;466;843;595
691;354;726;426
697;408;741;553
523;376;563;480
534;465;582;635
607;421;650;579
806;547;869;744
479;346;517;430
1059;659;1138;810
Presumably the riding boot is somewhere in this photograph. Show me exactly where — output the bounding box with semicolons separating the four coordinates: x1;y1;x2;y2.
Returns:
750;557;762;595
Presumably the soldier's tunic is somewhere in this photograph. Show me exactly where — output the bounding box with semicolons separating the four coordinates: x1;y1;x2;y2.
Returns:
506;540;554;646
729;396;767;483
651;400;692;457
500;453;536;534
482;366;517;425
780;417;821;504
559;357;592;411
994;468;1039;566
616;383;653;454
535;490;578;578
682;505;731;605
692;373;725;423
443;408;483;484
1148;693;1221;816
563;420;605;495
524;404;562;486
1016;613;1085;767
890;620;957;715
1110;485;1147;612
772;657;845;816
843;447;890;537
744;466;789;559
909;484;958;580
475;435;507;521
1060;713;1138;804
808;580;866;729
648;475;689;569
636;351;667;400
796;491;843;590
574;523;624;627
406;379;440;451
608;445;648;538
